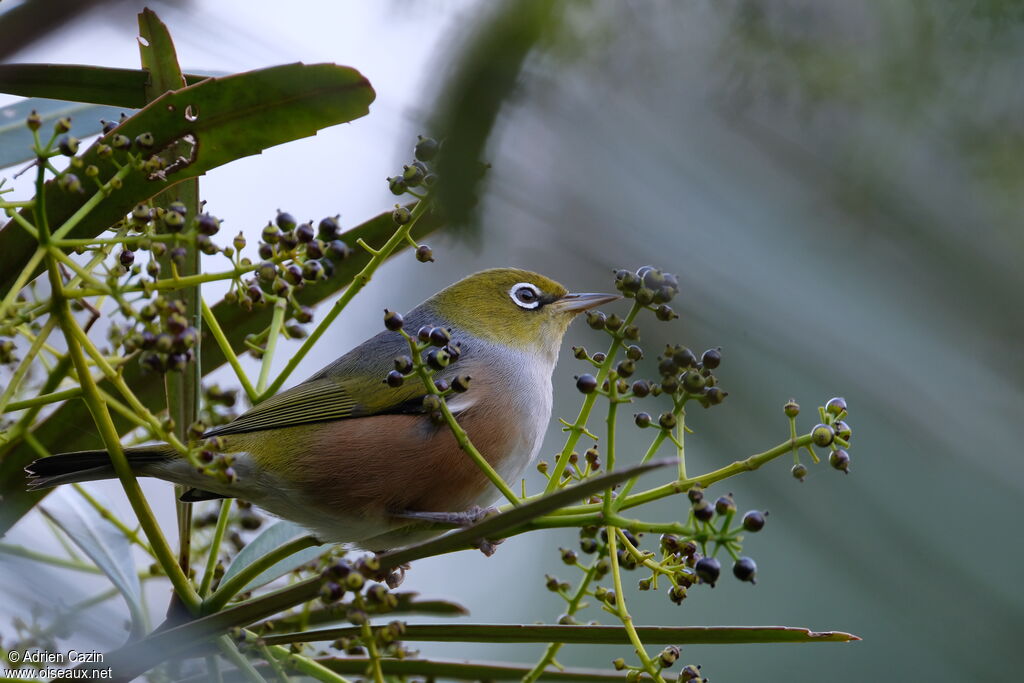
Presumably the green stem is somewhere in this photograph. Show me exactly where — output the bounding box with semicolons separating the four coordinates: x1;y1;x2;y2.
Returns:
217;636;269;683
613;431;667;505
522;560;600;683
41;195;197;608
358;608;386;683
0;246;45;322
3;386;82;412
605;526;665;682
545;302;642;493
0;542;103;573
199;499;233;597
202;298;258;402
257;299;287;395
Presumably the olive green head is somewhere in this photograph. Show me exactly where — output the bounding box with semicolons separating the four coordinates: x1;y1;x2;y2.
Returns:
428;268;619;357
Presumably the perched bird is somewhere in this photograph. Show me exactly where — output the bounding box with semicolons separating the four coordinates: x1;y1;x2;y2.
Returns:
26;268;618;550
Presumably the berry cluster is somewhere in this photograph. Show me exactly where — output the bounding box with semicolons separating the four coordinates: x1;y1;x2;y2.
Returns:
786;397;853;481
111;294;199;373
309;555;414;660
378;309;469;424
386;135;441;264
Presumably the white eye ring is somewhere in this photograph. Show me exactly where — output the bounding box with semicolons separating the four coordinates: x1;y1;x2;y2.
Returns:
509;282;542;309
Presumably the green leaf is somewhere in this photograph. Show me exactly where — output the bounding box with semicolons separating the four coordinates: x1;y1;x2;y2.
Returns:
257;592;468;633
39;486;145;637
0;60;375;296
263;623;861;646
0;98;133;170
219;521;322;594
0;63;211;108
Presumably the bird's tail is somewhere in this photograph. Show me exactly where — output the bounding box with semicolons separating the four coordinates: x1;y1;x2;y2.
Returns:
25;447;174;490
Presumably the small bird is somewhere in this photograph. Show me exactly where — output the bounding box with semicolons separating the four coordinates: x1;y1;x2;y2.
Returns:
26;268;618;550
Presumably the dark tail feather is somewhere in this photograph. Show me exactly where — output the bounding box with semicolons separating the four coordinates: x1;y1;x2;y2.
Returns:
25;448;172;490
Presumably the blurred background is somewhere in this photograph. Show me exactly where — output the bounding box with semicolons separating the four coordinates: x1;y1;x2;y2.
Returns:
1;0;1022;680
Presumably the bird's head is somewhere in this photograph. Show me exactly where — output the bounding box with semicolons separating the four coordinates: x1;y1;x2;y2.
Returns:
428;268;619;359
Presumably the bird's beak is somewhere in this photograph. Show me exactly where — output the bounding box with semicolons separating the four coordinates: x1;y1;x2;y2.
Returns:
550;292;621;313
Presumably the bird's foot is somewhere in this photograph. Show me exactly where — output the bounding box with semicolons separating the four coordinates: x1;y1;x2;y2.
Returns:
392;505;497;527
472;536;505;557
393;506;503;556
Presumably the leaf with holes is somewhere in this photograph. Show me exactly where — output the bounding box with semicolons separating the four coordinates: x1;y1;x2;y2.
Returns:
0;61;375;294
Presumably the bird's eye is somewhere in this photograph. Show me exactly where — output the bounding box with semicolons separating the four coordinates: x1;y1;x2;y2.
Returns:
510;282;542;310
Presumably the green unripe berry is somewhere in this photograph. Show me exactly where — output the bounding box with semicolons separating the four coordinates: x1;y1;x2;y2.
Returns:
655;304;677;321
811;423;835;447
585;310;606;330
833;420;852;442
705;386;727;405
57;135;79;156
393;355;413;374
825;396;848;416
668;584;688;604
415;244;434;262
784;399;800;417
402;163;425;186
135;132;155;149
26;110;42;131
392;205;412;224
387;175;407;195
451;375;472;393
659;645;681;667
791;463;808;481
57;173;83;194
659;411;677;430
426;348;451;370
302;260;324;281
616;359;636;378
257;261;276;282
682;369;706;393
559;547;577;565
163;210;186;232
